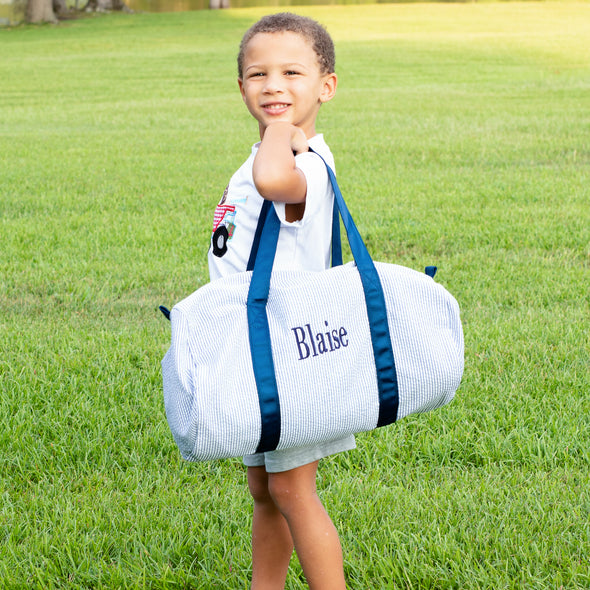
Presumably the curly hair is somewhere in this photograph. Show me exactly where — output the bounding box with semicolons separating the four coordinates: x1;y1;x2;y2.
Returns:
237;13;335;79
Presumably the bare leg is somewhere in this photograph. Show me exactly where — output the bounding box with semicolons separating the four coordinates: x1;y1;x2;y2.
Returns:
268;461;346;590
248;466;294;590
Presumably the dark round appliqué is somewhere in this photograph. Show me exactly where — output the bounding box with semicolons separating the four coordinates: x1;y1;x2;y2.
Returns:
212;225;229;257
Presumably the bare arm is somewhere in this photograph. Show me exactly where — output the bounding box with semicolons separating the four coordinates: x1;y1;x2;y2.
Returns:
252;122;309;204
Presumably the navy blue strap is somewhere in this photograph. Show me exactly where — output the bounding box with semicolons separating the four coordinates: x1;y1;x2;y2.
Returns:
317;156;399;428
247;205;282;453
331;198;343;267
247;199;272;272
249;199;342;271
247;151;399;452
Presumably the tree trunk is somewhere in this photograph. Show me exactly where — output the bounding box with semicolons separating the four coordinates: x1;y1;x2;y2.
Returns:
53;0;69;17
27;0;58;22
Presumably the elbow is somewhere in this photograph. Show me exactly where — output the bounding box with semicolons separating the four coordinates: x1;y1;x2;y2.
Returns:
253;168;285;200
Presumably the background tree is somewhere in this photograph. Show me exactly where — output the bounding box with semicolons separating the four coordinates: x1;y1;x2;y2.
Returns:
26;0;130;23
26;0;57;23
84;0;131;12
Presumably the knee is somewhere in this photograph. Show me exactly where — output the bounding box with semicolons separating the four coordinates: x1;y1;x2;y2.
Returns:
267;471;317;516
267;478;296;515
247;466;273;504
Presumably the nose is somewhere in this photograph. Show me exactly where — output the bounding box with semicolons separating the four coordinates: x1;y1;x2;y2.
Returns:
262;72;283;94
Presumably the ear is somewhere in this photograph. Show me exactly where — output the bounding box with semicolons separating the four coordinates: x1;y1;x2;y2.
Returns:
238;78;246;101
319;73;338;104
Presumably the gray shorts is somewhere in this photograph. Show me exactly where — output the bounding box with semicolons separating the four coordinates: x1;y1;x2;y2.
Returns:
243;435;356;473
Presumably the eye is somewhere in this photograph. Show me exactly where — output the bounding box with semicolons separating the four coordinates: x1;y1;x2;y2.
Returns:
248;71;265;78
285;70;301;76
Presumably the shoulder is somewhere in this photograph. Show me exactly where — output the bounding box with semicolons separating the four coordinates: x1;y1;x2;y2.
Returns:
226;143;260;187
307;134;335;170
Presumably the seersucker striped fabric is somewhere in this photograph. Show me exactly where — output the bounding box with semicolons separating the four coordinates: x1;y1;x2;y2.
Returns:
162;260;464;462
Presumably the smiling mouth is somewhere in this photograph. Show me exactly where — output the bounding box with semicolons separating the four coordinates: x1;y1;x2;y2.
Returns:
262;103;290;112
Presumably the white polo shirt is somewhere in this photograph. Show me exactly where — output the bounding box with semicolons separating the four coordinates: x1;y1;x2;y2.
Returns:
208;134;336;282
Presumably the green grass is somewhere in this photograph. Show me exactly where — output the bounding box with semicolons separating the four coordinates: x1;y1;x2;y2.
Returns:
1;3;589;588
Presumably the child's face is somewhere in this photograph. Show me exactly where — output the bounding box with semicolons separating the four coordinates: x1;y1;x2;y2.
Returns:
238;31;337;139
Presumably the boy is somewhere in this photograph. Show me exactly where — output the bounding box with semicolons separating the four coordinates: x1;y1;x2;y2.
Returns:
208;13;353;589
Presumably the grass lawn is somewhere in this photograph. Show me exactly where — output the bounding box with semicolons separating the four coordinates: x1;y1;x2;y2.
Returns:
1;2;589;587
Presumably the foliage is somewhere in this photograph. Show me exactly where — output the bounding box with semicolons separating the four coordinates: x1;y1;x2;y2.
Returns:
1;3;589;588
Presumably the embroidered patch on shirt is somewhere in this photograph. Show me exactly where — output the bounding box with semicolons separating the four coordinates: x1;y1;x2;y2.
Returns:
211;186;244;258
212;204;236;234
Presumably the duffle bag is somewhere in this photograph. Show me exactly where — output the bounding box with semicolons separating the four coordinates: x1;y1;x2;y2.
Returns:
161;153;464;462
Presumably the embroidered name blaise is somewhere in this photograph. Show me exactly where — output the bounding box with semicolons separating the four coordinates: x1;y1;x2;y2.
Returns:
291;320;349;361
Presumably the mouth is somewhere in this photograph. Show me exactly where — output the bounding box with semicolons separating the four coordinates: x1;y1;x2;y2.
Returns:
261;102;290;114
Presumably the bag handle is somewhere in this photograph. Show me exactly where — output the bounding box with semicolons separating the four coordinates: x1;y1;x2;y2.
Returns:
247;197;342;271
247;150;399;453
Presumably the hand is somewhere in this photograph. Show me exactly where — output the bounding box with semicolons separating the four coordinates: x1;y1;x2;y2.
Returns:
290;126;309;155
